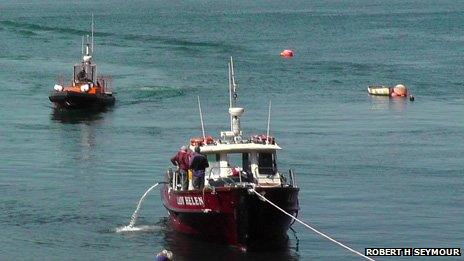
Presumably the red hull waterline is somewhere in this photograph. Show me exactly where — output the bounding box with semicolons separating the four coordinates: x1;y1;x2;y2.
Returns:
161;185;299;250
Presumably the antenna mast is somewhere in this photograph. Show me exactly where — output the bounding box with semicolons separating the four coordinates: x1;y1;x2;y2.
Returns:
266;100;272;143
228;56;240;133
228;61;233;130
226;57;245;138
91;14;94;54
230;57;237;107
81;36;84;55
197;96;206;142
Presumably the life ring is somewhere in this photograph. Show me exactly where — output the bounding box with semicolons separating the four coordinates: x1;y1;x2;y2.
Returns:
190;136;214;146
251;134;275;144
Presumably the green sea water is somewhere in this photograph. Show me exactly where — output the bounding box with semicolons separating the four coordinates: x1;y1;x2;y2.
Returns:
1;0;463;260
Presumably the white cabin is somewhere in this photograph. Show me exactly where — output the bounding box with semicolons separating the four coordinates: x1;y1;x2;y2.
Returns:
191;138;283;187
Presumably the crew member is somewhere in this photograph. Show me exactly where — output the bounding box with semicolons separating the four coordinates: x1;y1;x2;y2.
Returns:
189;146;209;190
77;68;87;82
170;145;190;190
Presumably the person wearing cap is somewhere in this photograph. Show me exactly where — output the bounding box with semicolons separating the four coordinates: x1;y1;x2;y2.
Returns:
154;249;173;261
170;145;190;190
189;146;209;190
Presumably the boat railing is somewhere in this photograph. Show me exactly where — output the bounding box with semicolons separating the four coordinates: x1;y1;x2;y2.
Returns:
207;167;254;187
165;168;174;188
97;75;113;94
167;166;288;190
288;169;297;187
56;75;66;87
252;166;278;176
250;166;298;187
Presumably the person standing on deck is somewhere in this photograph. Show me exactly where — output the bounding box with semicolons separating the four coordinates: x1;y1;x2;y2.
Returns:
170;145;190;190
189;146;209;190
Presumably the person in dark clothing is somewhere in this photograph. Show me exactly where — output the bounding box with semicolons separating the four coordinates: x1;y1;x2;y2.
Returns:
77;68;87;82
170;145;190;190
189;146;209;190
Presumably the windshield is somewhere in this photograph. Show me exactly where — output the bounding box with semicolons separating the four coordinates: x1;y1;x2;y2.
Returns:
258;152;276;175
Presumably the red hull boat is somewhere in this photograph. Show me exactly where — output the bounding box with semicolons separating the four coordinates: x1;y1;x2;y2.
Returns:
161;185;299;249
161;58;300;250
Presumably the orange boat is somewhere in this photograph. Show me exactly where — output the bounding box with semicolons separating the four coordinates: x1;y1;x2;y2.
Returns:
49;20;115;109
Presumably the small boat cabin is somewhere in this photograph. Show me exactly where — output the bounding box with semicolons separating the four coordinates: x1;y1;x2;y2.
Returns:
190;134;283;188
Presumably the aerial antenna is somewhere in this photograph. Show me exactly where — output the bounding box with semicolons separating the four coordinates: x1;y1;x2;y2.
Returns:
197;96;206;143
81;36;84;55
230;57;237;107
266;100;272;143
91;13;94;54
228;61;232;108
228;60;233;130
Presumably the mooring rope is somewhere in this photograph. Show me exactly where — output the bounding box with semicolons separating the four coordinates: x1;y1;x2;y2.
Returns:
249;189;375;261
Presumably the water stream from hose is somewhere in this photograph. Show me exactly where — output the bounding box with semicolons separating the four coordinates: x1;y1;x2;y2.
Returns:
116;183;160;233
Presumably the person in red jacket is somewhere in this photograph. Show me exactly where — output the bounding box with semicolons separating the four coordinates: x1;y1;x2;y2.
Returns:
170;146;190;190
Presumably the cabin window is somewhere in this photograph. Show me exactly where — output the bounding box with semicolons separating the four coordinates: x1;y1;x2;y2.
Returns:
226;153;251;173
242;153;251;173
73;64;96;83
206;153;220;177
258;153;276;175
206;153;220;163
227;153;242;169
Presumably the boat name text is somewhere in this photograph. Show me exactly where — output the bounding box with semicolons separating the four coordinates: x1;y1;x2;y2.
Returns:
176;196;204;206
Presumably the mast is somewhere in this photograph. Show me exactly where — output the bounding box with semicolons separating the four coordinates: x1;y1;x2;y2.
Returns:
91;14;94;54
197;96;206;142
230;57;237;108
228;61;233;130
85;35;90;56
228;56;240;133
79;16;95;83
266;100;272;143
227;57;244;139
81;36;84;55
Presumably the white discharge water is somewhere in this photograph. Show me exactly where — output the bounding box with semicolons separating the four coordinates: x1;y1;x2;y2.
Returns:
116;183;160;233
115;225;161;233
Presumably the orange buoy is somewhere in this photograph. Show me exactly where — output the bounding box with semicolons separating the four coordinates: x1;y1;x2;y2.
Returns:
280;49;294;58
392;84;407;97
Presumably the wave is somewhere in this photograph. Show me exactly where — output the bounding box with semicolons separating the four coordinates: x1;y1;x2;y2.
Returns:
119;85;184;106
118;33;243;54
0;20;241;54
121;33;232;48
0;20;113;37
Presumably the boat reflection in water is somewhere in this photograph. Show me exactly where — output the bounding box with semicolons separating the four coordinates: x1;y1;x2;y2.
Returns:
368;95;409;113
51;107;111;124
159;218;299;261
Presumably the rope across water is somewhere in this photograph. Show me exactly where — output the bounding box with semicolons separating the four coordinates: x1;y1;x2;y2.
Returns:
249;188;375;261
